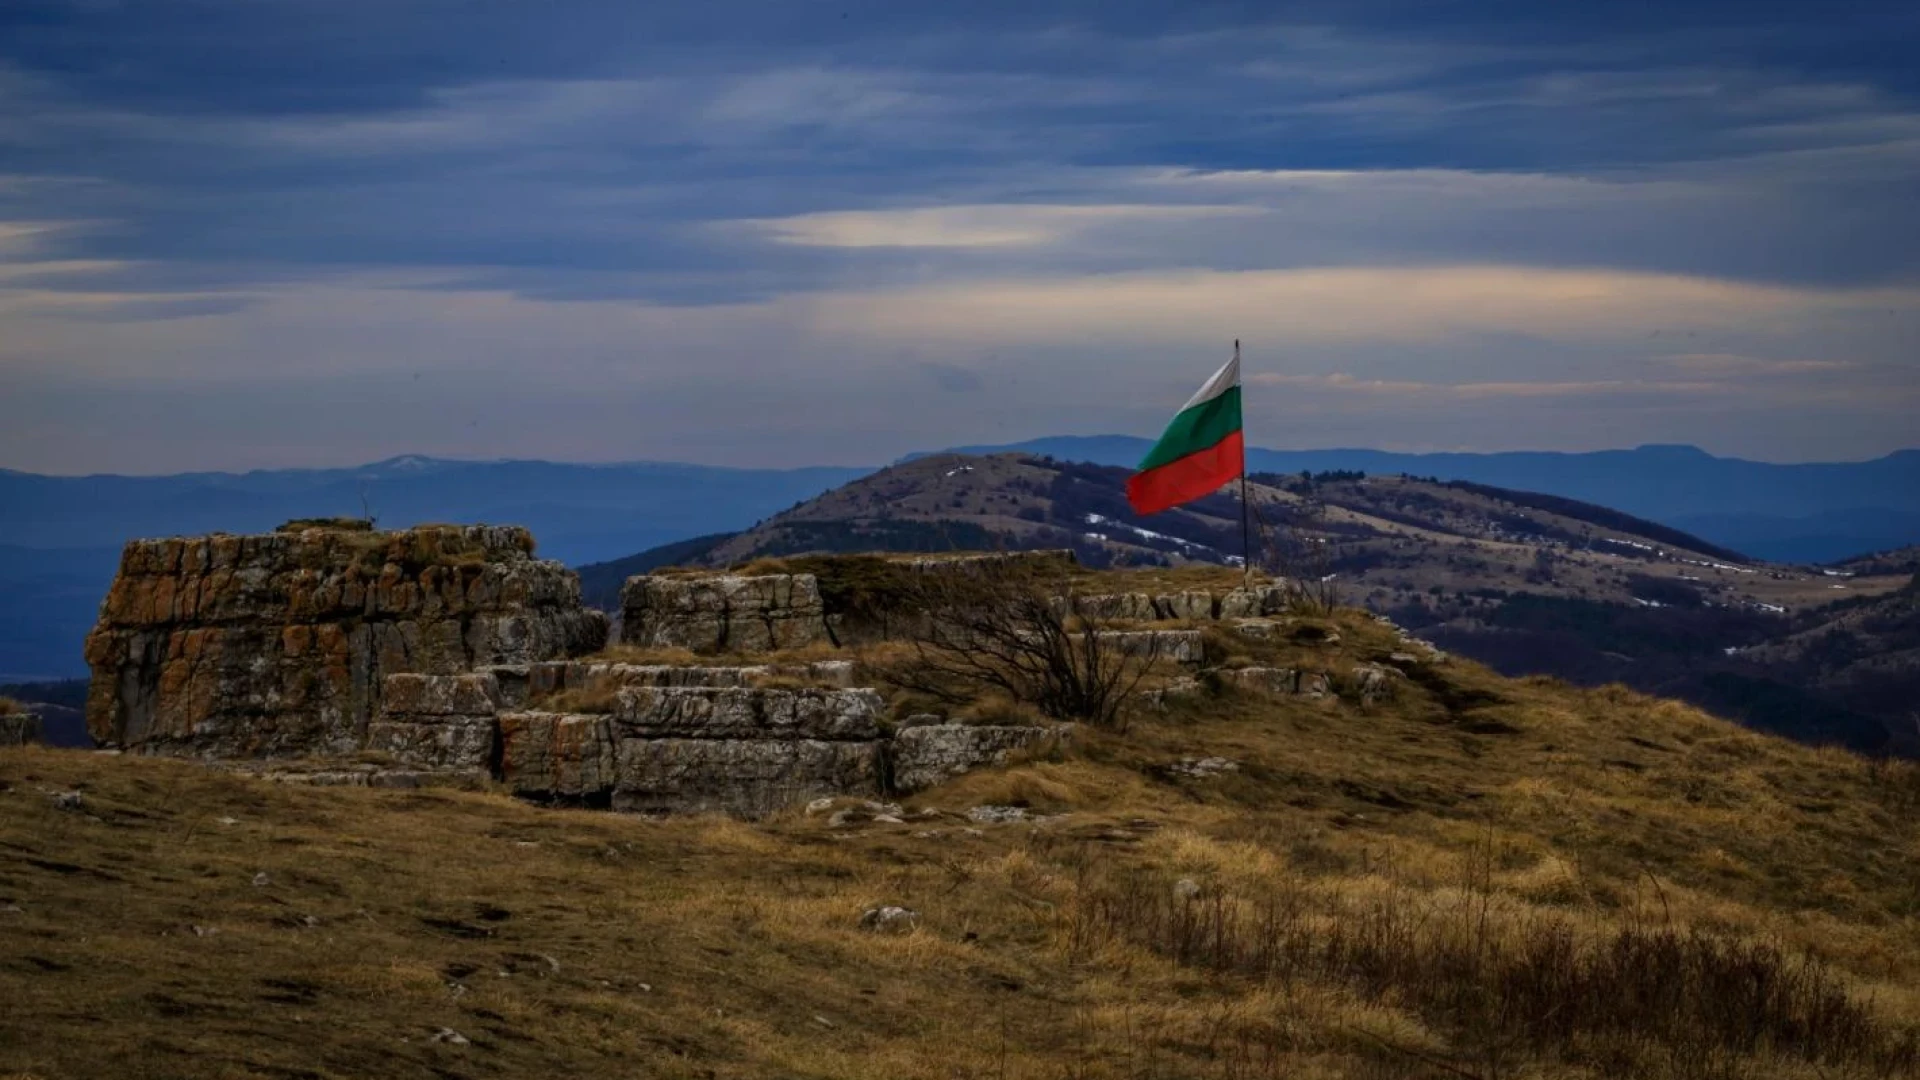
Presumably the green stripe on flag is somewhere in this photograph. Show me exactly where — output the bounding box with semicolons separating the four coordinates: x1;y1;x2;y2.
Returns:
1136;386;1242;472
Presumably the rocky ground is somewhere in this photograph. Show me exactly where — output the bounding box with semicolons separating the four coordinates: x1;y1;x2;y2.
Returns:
5;608;1919;1079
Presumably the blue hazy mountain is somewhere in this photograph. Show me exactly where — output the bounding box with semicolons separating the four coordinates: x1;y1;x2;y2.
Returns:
919;439;1920;562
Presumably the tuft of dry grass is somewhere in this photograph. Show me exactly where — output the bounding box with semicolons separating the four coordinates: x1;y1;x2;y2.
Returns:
0;697;24;717
537;685;619;713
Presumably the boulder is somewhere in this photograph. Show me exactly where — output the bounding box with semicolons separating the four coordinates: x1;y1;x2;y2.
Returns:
1349;663;1399;706
891;723;1062;792
1154;590;1217;621
1217;583;1290;618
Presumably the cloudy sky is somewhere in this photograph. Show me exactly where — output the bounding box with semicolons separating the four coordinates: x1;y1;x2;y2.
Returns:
2;0;1916;474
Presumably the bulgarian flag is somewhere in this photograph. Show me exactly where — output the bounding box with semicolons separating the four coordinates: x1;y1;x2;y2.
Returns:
1126;347;1243;515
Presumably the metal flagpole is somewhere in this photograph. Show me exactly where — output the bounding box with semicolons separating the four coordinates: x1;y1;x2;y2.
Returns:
1235;339;1252;585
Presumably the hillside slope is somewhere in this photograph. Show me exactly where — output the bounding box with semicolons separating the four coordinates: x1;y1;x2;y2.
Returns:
923;438;1920;560
4;608;1919;1079
582;455;1916;752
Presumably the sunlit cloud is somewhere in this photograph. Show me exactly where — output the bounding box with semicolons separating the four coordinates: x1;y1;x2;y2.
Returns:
749;203;1258;249
1;1;1917;470
800;266;1920;347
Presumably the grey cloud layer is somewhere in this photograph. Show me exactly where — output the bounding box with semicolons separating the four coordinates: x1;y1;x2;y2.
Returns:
0;0;1916;472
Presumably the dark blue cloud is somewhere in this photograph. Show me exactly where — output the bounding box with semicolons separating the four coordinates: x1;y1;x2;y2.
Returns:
4;0;1915;292
2;0;1918;473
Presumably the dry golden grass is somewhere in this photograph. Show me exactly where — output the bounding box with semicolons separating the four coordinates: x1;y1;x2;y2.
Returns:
4;608;1919;1078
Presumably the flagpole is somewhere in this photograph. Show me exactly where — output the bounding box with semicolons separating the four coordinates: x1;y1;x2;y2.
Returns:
1235;339;1251;585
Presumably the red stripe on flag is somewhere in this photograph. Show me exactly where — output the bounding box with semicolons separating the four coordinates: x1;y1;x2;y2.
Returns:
1125;429;1244;515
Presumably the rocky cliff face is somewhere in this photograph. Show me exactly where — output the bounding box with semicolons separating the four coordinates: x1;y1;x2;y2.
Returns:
84;523;607;757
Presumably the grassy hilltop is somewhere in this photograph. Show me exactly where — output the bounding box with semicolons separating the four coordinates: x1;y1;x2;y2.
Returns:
3;577;1920;1079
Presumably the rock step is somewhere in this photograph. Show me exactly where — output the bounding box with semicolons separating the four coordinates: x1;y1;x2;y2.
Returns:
620;573;829;653
890;723;1067;793
496;711;883;815
486;659;857;707
612;686;884;740
1092;630;1204;666
1074;583;1289;622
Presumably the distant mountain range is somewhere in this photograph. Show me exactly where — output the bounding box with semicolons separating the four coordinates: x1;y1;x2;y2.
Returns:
917;439;1920;564
582;453;1920;754
5;442;1918;681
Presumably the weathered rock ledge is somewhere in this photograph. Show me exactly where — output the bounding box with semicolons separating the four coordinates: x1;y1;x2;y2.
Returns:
84;523;607;758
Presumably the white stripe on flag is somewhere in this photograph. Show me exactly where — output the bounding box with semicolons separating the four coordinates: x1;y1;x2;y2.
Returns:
1177;353;1241;413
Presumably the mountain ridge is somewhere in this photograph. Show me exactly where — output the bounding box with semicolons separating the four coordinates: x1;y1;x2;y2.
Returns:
912;438;1920;561
582;452;1919;754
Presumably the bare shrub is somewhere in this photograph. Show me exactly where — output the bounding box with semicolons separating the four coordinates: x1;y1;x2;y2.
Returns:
882;557;1162;730
1253;487;1339;614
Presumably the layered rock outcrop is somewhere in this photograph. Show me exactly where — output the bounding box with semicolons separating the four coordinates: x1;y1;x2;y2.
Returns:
1074;583;1290;622
84;523;607;757
80;530;1293;813
620;574;829;653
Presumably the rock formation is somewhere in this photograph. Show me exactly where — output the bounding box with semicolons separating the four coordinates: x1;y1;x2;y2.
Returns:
84;522;607;757
79;527;1299;815
621;574;829;652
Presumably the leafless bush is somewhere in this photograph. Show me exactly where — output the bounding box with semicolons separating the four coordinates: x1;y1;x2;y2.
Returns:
882;558;1162;729
1255;491;1339;614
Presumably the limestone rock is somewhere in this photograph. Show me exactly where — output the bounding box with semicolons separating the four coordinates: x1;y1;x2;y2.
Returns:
1349;663;1399;706
1096;630;1204;666
365;718;497;772
620;573;828;653
891;723;1062;792
497;712;618;800
1216;667;1331;699
805;660;858;687
1155;590;1217;621
611;738;882;815
1217;583;1290;618
1141;677;1203;710
83;524;606;758
1167;756;1238;779
1076;583;1288;623
1218;666;1300;694
859;906;920;933
382;673;502;717
612;686;884;741
1074;592;1160;621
